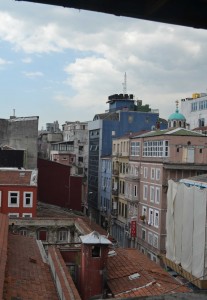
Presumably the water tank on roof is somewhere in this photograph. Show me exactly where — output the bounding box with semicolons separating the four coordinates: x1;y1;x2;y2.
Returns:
130;94;133;99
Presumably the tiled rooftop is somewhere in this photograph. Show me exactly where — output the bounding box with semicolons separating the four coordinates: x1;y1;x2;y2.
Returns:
135;127;205;138
107;248;190;298
0;169;34;185
3;233;59;300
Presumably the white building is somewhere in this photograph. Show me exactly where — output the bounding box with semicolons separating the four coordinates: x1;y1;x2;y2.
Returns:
180;92;207;130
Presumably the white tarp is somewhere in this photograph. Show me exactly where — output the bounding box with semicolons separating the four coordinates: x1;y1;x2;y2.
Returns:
166;180;207;278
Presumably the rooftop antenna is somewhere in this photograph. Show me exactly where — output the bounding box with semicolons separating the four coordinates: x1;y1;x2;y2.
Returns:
122;72;127;94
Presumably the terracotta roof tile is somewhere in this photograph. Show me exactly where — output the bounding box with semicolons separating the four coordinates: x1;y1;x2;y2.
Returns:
107;248;191;298
3;233;58;300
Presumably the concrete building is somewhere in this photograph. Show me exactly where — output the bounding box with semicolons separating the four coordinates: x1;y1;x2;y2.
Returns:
130;123;207;263
180;92;207;130
0;168;38;218
88;93;166;223
38;121;63;159
111;134;131;247
60;121;89;176
164;175;207;289
0;116;39;169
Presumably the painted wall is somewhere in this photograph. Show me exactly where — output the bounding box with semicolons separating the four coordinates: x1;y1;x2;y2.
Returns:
38;158;82;211
0;185;37;217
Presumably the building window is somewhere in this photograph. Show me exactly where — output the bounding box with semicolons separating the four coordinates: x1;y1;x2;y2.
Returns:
23;192;33;207
58;229;68;242
8;213;19;218
154;210;159;228
191;102;197;111
37;229;48;241
124;204;127;219
150;186;154;202
198;118;205;127
19;227;28;236
143;140;169;157
130;141;140;156
156;168;160;180
8;191;19;207
148;208;153;225
153;234;158;248
22;213;32;218
134;185;137;197
122;203;124;217
143;167;148;179
151;168;155;180
118;202;121;215
141;229;146;240
142;206;147;216
155;187;160;204
148;232;153;245
143;185;148;200
92;246;101;257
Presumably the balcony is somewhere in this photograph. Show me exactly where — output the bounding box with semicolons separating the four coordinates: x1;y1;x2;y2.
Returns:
112;189;118;196
112;169;119;176
111;209;118;218
125;173;140;181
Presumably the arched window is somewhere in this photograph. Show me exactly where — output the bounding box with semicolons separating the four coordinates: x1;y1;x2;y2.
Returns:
37;228;48;241
58;227;68;242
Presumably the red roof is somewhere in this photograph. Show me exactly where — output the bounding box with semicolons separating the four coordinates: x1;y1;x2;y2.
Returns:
0;169;34;185
107;248;190;298
3;233;58;300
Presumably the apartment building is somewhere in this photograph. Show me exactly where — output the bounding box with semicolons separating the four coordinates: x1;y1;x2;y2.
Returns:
131;124;207;262
111;135;131;247
51;121;88;176
180;92;207;130
88;93;166;223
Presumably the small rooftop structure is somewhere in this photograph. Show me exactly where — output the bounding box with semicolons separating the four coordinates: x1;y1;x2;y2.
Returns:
80;230;112;244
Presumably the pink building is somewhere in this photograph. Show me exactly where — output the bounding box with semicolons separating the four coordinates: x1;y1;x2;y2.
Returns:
130;125;207;262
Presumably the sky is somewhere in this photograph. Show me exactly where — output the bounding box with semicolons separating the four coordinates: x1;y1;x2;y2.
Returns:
1;1;207;129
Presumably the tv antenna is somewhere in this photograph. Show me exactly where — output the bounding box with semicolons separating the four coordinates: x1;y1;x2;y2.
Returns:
122;72;127;94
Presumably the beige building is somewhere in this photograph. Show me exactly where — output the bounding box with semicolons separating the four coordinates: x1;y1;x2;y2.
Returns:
111;135;130;247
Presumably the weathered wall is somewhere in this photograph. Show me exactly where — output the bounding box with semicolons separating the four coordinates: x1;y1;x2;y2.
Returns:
0;117;39;169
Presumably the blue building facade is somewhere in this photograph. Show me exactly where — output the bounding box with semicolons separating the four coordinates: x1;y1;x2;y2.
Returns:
88;94;167;222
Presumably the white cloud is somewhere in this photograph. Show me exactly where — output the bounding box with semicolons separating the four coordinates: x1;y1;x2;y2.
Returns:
0;57;12;65
1;3;207;124
23;71;44;78
21;57;32;63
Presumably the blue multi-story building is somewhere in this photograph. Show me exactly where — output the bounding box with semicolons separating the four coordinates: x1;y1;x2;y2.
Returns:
87;93;167;222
